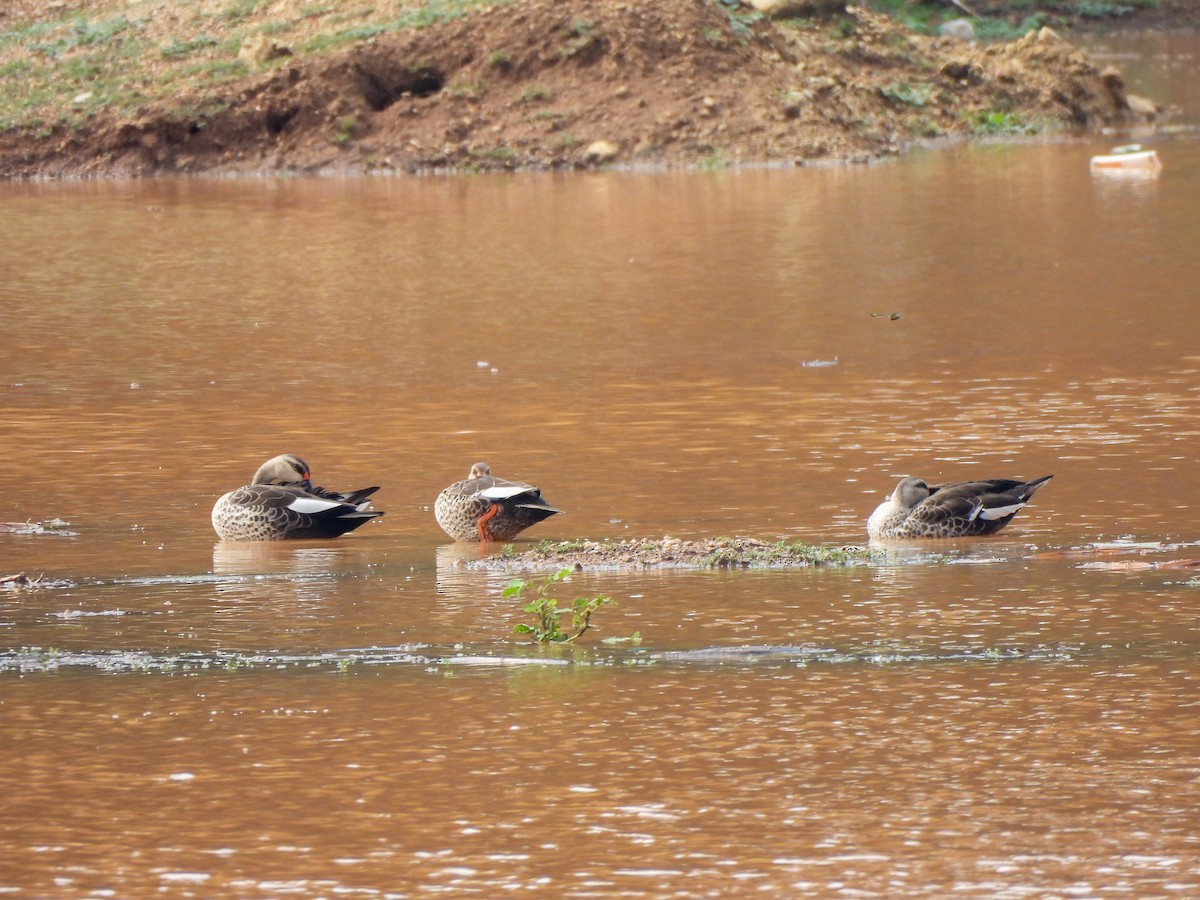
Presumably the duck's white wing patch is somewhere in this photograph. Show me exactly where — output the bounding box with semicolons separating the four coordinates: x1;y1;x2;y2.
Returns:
979;502;1024;521
287;496;344;515
480;484;530;501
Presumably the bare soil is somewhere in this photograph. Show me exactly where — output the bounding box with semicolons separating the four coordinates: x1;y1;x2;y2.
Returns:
0;0;1163;178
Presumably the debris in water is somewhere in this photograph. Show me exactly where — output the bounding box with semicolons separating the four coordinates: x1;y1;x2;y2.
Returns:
871;312;901;320
0;518;76;535
1;573;38;589
1089;144;1161;176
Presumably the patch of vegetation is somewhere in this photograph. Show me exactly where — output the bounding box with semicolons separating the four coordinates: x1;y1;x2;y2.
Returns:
863;0;940;33
523;108;573;124
333;114;357;145
865;1;1059;40
448;76;487;98
488;49;511;67
518;85;552;103
971;14;1051;41
561;18;599;57
161;35;220;58
969;109;1031;135
258;20;296;36
701;539;878;569
486;536;880;572
531;539;589;555
907;115;942;138
303;24;385;52
30;15;137;58
0;1;516;132
220;0;269;24
168;59;250;86
709;0;762;41
881;80;933;106
1076;1;1134;17
830;17;858;39
504;568;614;644
302;1;516;53
0;20;59;52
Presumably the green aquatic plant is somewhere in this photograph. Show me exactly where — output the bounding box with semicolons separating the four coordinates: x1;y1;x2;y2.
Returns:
504;567;613;644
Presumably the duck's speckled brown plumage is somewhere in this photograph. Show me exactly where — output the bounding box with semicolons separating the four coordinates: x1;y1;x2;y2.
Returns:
434;462;560;542
212;454;383;541
867;475;1052;540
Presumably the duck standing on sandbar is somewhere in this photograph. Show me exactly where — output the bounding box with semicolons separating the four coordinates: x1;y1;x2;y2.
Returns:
435;462;560;542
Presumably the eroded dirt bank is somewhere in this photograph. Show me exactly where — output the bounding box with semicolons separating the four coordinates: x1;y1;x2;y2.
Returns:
0;0;1160;178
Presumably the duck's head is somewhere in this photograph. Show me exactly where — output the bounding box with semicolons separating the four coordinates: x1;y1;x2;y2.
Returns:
468;462;492;479
252;454;312;488
892;477;930;510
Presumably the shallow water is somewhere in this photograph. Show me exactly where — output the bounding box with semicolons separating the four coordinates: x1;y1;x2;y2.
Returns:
3;32;1200;899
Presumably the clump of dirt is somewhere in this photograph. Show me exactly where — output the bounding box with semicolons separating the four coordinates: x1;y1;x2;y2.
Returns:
466;536;878;572
0;0;1154;177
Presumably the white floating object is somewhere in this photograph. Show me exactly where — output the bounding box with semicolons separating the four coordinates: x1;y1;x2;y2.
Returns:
1089;148;1161;174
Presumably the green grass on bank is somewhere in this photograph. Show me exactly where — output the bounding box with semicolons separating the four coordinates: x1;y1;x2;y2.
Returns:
0;0;507;132
863;0;1160;38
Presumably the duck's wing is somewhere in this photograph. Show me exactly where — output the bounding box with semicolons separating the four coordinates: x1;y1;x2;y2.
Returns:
309;483;380;510
480;478;560;513
919;483;991;523
931;477;1050;516
920;477;1051;532
258;484;383;536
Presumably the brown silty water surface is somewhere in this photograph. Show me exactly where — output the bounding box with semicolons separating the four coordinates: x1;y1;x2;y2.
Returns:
2;34;1200;898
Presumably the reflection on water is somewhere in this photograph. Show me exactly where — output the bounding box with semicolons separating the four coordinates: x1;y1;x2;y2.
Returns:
3;34;1200;895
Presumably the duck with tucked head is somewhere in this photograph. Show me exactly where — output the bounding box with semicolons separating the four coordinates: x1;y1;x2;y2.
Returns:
212;454;384;541
434;462;560;542
867;474;1052;540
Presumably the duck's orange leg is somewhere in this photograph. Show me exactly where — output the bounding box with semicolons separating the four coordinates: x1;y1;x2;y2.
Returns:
476;503;499;542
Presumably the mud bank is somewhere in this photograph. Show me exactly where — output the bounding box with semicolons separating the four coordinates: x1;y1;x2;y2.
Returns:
0;0;1160;178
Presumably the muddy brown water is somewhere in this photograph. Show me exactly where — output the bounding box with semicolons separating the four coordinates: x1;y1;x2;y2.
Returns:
3;36;1200;898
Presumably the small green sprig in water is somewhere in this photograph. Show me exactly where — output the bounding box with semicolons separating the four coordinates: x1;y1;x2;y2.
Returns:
504;567;613;644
